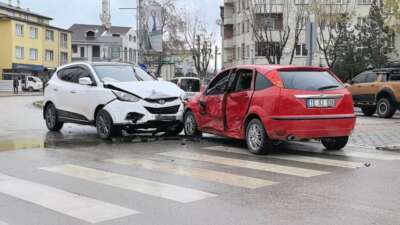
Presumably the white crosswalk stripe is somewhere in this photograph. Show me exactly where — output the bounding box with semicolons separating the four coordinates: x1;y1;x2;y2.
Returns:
106;158;278;189
41;164;217;203
0;173;137;223
159;151;329;177
204;146;364;168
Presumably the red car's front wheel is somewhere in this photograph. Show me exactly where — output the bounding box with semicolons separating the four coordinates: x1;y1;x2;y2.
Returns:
184;111;202;137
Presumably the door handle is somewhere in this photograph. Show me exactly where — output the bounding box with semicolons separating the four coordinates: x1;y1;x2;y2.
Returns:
70;90;77;94
53;88;58;92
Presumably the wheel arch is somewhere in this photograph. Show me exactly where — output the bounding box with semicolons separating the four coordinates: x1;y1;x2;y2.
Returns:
242;112;269;138
376;88;396;103
94;104;106;123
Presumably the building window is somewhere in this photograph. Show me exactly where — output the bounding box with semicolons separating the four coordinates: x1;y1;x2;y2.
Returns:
29;48;38;60
388;33;396;48
241;43;245;59
133;36;137;42
16;46;24;59
246;45;250;59
60;33;68;49
30;27;38;39
357;17;367;26
129;35;133;42
93;46;101;58
80;47;85;58
16;24;24;37
255;41;280;57
295;43;308;56
45;50;54;61
60;52;68;65
46;30;54;41
295;0;310;4
237;47;241;60
72;45;78;53
357;0;371;4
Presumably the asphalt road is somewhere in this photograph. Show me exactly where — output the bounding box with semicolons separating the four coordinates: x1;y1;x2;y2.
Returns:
0;96;400;225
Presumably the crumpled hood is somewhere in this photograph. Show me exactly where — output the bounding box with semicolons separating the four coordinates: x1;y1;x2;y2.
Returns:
105;81;184;99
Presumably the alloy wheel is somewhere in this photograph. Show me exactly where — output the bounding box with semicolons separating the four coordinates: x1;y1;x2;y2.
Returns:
248;123;263;150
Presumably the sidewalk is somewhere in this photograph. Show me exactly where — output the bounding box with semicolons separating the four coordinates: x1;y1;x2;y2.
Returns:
0;91;44;97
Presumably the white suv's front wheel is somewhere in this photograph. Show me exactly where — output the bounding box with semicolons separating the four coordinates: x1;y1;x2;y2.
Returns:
44;103;63;131
96;110;120;140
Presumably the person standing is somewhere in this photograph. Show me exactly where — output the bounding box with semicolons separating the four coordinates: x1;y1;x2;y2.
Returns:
13;77;19;94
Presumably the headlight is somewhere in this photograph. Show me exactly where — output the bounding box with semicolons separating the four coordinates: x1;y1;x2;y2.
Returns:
180;93;189;101
113;91;140;102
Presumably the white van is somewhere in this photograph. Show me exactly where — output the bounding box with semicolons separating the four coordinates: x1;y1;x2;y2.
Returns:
22;76;43;92
170;77;201;98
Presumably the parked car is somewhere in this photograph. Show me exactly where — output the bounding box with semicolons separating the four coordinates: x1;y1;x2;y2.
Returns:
43;62;185;139
21;75;43;92
346;68;400;118
183;65;356;154
170;77;201;99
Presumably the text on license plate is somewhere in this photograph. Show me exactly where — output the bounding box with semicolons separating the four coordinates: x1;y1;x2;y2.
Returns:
307;99;336;108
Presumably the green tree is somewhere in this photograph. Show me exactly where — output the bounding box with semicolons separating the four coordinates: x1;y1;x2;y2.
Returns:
385;0;400;32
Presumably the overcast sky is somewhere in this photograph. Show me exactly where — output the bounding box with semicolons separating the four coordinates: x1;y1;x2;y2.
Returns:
5;0;222;32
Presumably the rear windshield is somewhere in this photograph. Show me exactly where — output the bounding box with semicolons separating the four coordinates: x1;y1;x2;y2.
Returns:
279;71;343;91
180;79;201;92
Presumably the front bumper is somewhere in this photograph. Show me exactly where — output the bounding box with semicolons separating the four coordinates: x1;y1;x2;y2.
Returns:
104;99;184;126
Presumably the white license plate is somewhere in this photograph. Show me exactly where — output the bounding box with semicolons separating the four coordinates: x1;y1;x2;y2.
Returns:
155;115;176;121
307;99;336;108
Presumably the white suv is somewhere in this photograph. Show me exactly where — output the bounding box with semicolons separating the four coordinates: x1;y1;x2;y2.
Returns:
43;62;185;139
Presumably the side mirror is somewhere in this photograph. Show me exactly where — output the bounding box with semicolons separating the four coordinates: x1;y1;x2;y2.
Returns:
79;77;93;86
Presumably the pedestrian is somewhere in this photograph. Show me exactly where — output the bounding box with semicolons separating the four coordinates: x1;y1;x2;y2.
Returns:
13;76;19;94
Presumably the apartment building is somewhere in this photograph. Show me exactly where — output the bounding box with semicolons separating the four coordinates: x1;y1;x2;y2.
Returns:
221;0;399;68
0;1;71;80
69;24;138;64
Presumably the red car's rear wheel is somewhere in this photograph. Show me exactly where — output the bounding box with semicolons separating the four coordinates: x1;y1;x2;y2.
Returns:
246;119;273;155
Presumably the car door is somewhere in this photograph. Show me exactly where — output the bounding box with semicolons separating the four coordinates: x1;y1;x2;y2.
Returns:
55;67;78;114
348;72;376;104
225;68;254;134
68;66;100;121
199;70;231;132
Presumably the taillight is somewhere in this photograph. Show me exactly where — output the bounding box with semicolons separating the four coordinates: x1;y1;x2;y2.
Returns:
266;70;284;88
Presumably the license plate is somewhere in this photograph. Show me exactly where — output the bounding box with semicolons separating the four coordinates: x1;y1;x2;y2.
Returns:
307;99;336;108
155;115;176;121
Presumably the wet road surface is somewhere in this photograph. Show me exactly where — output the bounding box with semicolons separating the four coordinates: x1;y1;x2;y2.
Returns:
0;96;400;225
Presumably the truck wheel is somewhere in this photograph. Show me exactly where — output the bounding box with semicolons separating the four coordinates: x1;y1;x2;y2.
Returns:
96;110;120;140
44;103;63;131
361;106;376;116
246;119;272;155
321;136;349;151
376;98;396;118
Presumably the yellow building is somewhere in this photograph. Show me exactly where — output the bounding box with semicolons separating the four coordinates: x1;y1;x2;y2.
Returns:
0;2;71;80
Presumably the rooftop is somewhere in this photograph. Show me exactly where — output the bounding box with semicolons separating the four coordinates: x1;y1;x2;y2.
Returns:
69;24;132;41
0;1;52;20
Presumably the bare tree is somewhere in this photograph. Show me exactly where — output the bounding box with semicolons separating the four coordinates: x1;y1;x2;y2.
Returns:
182;11;213;79
311;1;354;68
245;0;291;64
288;3;310;64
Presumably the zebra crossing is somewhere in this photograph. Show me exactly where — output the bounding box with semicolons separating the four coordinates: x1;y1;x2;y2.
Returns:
0;145;398;224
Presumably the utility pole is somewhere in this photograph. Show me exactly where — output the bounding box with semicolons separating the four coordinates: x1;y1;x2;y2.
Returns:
214;45;220;73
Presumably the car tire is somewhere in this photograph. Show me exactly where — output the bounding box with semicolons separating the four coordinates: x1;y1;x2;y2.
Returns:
376;98;396;118
44;103;63;131
96;110;120;140
183;111;202;137
165;123;184;136
246;119;272;155
28;87;34;92
321;136;349;151
361;106;376;116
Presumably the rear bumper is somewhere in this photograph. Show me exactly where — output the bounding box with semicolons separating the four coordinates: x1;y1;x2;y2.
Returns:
267;114;356;140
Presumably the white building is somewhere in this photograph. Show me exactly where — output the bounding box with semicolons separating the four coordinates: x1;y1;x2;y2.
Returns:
69;24;138;64
221;0;399;68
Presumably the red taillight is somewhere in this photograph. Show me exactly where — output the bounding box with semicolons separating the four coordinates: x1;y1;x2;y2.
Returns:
266;70;284;88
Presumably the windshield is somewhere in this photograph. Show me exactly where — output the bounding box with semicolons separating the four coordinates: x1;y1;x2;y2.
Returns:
180;79;201;92
94;65;156;83
279;71;343;91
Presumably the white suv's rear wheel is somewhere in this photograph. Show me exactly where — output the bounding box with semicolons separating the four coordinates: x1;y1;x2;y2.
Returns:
96;110;120;140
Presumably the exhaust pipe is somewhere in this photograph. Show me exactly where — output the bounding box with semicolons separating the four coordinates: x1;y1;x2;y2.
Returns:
287;135;296;141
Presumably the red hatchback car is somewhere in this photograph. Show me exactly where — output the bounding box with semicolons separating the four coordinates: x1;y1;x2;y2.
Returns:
183;65;356;154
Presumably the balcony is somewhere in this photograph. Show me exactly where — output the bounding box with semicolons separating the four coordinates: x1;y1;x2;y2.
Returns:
224;38;234;48
224;16;234;25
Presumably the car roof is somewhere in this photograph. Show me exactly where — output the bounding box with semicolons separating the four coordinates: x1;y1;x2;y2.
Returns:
56;61;134;71
223;65;329;73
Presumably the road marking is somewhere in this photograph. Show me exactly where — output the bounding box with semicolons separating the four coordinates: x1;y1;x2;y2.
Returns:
293;148;400;161
0;173;136;224
106;158;277;189
159;151;329;177
204;146;364;168
41;164;216;203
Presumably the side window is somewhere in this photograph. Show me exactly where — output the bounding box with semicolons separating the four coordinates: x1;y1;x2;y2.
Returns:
389;72;400;81
352;73;368;84
255;73;273;90
170;79;178;84
206;70;231;95
59;68;78;83
366;73;378;83
233;69;253;92
28;77;34;82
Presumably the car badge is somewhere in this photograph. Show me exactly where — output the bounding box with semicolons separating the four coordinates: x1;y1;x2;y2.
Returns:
158;99;166;105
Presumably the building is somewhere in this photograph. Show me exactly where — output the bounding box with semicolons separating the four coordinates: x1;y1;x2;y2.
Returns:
0;1;71;80
221;0;399;68
69;24;138;64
